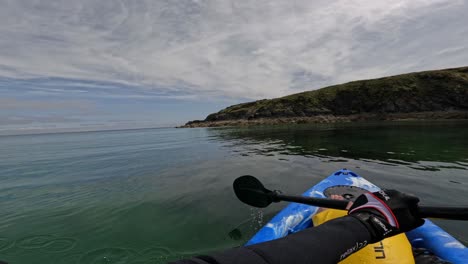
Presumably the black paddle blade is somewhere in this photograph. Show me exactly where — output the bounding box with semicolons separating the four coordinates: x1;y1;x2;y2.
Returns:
233;175;273;208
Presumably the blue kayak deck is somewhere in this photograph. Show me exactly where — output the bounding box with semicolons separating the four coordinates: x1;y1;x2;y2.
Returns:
246;169;467;264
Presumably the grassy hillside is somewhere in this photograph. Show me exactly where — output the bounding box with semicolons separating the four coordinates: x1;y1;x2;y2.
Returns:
185;66;468;126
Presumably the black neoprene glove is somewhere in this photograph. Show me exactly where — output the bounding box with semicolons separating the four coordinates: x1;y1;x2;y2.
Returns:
348;189;425;243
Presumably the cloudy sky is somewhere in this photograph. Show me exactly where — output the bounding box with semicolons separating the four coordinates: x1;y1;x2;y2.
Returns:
1;0;468;134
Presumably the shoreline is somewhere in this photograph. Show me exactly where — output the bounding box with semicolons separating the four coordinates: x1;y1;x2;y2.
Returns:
179;111;468;128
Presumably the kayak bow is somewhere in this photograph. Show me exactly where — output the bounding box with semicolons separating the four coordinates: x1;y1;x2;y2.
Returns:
243;169;467;264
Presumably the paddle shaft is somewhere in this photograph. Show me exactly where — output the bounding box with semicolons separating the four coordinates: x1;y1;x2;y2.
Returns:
273;193;468;220
233;175;468;221
418;206;468;220
275;193;349;210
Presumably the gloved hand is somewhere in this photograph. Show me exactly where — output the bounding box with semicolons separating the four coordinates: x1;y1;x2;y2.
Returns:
348;189;425;243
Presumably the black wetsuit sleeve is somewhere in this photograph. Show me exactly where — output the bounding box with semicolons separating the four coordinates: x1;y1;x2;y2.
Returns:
170;216;372;264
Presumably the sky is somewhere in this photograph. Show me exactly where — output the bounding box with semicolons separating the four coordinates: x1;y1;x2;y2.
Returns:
1;0;468;134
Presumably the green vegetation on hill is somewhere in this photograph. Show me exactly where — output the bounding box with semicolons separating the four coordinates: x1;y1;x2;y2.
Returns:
185;67;468;127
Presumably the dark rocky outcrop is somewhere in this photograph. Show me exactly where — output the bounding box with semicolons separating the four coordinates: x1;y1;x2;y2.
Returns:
182;66;468;127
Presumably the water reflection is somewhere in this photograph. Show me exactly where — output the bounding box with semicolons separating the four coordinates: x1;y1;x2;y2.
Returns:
208;121;468;170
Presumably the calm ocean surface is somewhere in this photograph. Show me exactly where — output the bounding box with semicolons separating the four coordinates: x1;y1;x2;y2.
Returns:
0;121;467;263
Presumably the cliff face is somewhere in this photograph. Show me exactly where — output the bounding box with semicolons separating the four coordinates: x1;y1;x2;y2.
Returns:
184;67;468;127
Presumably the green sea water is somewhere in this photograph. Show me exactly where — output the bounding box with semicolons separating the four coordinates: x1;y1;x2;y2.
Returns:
0;121;467;263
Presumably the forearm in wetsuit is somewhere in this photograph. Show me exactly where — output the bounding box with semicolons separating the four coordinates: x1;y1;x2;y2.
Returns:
171;215;372;264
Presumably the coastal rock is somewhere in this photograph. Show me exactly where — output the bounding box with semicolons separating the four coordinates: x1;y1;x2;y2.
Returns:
181;66;468;128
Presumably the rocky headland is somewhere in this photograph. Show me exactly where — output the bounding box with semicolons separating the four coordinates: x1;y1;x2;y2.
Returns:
182;66;468;128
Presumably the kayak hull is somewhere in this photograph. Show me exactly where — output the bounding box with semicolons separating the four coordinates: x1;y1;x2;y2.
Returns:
246;169;467;264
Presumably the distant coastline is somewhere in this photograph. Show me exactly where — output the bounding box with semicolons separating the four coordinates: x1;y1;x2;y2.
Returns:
181;66;468;128
181;111;468;128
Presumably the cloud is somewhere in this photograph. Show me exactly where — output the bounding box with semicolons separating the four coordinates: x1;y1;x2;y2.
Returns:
0;77;230;101
0;0;467;100
0;115;81;125
0;97;94;111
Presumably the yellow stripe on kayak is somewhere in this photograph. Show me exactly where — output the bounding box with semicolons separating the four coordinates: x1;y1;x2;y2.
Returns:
313;209;415;264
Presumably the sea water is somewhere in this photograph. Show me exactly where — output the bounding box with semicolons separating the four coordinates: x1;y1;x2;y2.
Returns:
0;121;467;263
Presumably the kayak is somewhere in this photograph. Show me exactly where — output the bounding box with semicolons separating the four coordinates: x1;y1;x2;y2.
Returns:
245;169;467;264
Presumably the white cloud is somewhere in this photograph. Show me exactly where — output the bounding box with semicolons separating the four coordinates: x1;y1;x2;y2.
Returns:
0;98;94;111
0;0;467;100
